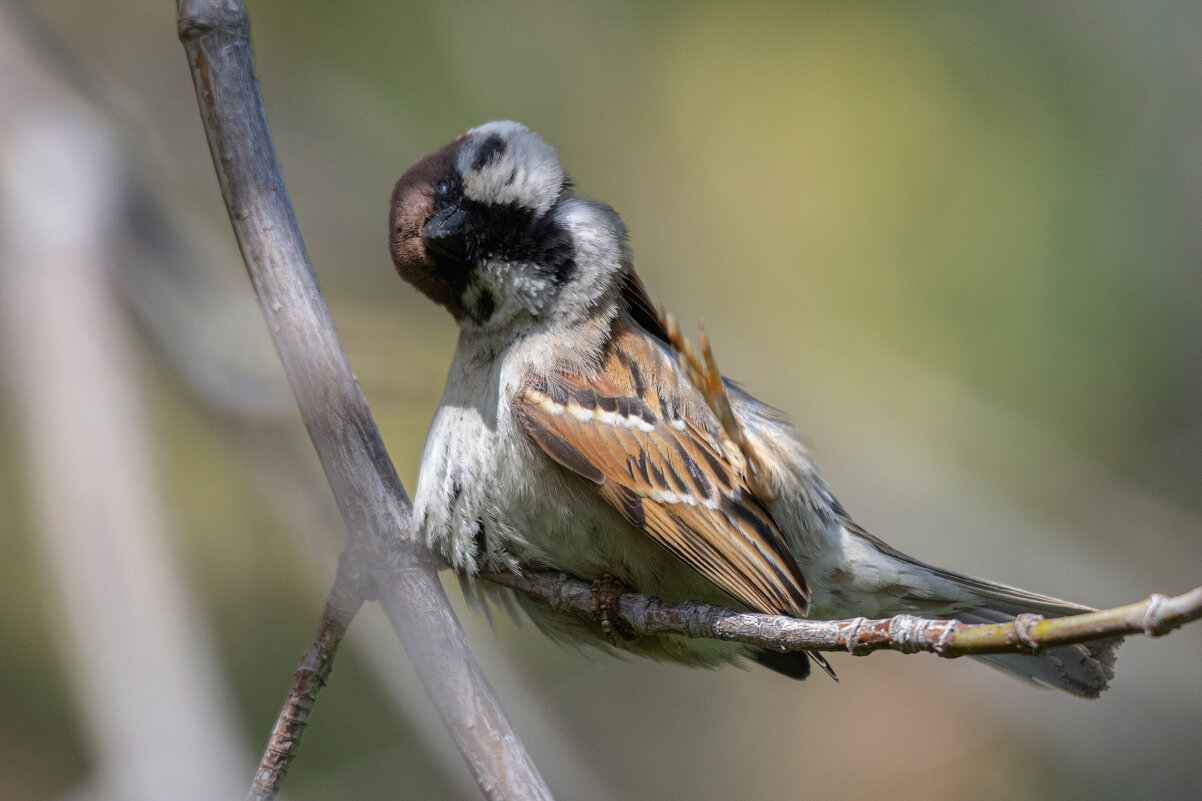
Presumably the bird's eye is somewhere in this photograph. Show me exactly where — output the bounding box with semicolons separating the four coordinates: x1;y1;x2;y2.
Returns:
435;179;451;196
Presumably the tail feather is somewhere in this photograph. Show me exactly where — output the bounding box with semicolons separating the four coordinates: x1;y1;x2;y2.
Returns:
956;606;1120;699
842;518;1121;697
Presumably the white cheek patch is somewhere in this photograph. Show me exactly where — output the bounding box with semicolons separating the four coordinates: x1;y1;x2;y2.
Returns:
460;121;565;217
547;200;627;321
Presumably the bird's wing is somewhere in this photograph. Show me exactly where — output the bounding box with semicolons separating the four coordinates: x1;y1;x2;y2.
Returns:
515;323;809;616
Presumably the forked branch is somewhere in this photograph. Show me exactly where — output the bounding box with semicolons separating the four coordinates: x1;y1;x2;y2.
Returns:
176;2;552;800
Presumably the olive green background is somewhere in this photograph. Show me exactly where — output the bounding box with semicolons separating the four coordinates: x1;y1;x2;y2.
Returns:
2;2;1200;799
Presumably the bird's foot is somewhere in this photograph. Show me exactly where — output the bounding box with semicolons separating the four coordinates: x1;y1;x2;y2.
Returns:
590;573;630;643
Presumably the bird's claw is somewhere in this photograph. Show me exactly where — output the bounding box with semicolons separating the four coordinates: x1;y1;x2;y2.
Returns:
590;573;630;643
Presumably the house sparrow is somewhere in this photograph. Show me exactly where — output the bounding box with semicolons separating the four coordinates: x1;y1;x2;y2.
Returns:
389;121;1118;697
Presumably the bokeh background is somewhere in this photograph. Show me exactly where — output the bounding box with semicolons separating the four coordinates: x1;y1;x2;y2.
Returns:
1;1;1200;799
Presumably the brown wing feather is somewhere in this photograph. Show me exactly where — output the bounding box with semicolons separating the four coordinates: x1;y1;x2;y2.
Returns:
516;324;810;617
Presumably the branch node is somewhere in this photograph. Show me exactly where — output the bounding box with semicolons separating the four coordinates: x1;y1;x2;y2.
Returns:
1013;613;1044;654
932;621;958;657
176;0;247;42
888;614;931;654
1142;593;1171;637
844;617;868;654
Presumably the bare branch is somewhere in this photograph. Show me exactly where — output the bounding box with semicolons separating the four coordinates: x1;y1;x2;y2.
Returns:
247;564;363;801
483;569;1202;658
175;2;553;799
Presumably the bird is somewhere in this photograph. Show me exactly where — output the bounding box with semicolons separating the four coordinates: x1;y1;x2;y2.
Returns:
389;120;1118;697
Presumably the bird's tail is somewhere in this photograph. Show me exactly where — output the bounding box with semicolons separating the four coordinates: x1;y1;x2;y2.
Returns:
843;521;1120;698
950;584;1119;699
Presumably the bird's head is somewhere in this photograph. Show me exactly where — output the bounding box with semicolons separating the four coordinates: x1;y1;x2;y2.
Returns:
390;121;628;330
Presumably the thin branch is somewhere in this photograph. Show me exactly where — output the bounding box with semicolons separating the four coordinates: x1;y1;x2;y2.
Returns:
247;563;363;801
483;569;1202;658
175;2;553;800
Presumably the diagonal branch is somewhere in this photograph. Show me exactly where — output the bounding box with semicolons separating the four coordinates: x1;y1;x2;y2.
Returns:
174;2;553;800
483;568;1202;658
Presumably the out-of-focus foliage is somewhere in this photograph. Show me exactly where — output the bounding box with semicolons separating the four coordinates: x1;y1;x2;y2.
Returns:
1;2;1199;800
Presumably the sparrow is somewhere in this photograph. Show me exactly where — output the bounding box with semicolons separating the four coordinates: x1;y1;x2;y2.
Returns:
389;120;1118;697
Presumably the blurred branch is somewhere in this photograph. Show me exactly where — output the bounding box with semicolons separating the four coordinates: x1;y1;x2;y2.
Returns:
174;2;553;801
485;569;1202;657
0;4;248;799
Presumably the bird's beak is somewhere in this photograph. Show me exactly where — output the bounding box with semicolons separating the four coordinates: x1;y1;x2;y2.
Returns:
421;203;467;265
422;203;466;241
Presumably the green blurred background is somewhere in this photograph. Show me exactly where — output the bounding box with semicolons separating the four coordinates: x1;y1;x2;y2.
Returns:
1;1;1200;799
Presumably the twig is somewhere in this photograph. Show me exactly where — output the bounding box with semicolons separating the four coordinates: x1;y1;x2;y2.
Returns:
175;2;554;800
483;569;1202;657
247;565;363;801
